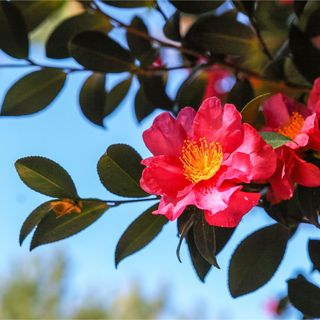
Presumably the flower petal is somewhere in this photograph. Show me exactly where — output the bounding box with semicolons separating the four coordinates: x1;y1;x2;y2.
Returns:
204;191;260;227
192;97;243;152
308;78;320;115
143;112;186;157
293;154;320;187
176;107;196;136
140;155;191;197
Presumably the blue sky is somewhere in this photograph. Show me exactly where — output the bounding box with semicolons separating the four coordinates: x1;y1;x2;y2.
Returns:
0;2;319;319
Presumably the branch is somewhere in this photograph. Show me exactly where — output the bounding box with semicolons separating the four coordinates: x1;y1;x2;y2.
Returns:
106;197;159;207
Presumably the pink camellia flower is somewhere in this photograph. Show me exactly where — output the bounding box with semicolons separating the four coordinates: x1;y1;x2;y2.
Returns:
140;97;277;227
262;79;320;203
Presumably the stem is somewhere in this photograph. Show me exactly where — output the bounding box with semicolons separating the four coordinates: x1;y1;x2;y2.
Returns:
106;197;159;207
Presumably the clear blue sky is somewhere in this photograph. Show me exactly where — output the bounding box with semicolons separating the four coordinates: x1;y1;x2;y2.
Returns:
0;3;318;319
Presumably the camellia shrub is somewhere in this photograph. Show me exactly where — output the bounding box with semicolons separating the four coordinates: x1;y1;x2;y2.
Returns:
2;0;320;317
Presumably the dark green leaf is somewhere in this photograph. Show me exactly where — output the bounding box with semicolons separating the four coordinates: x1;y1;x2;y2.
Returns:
70;31;134;73
241;92;272;127
306;8;320;38
164;11;181;42
175;67;208;110
79;72;106;127
288;275;320;317
138;75;172;109
293;0;307;17
46;12;112;59
193;215;219;267
19;201;53;245
30;200;108;250
102;1;152;8
14;0;63;32
259;132;291;148
134;87;156;122
289;24;320;83
170;1;222;14
97;144;149;198
233;0;256;17
228;79;254;111
186;227;211;282
115;203;167;266
215;226;236;255
15;156;78;198
308;239;320;271
0;1;29;59
126;16;152;61
1;69;66;116
184;14;259;56
229;223;290;297
105;78;132;118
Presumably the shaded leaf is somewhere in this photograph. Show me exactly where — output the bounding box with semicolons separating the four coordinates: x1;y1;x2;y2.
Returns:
164;11;181;42
306;8;320;38
289;24;320;83
138;74;172;109
97;144;149;197
184;14;259;56
46;12;112;59
233;0;256;17
288;275;320;317
14;0;63;32
19;201;53;245
30;200;108;250
15;156;78;198
126;16;152;61
228;78;254;111
115;203;167;266
308;239;320;271
105;78;132;118
193;215;219;267
80;72;106;127
0;1;29;59
134;87;155;122
293;0;307;17
241;92;272;127
259;132;291;148
70;31;134;73
1;69;66;116
215;226;236;255
170;1;222;14
229;223;290;297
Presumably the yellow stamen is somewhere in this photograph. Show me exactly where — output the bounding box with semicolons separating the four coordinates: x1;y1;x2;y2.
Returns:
51;199;83;217
180;137;223;183
277;112;304;139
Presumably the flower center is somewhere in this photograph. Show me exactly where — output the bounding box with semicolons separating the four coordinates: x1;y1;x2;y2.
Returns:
276;112;304;139
180;137;223;183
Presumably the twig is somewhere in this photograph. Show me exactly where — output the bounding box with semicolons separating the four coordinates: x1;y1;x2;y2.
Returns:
106;197;159;207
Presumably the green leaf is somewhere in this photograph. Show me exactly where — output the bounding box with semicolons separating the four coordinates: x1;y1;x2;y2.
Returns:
79;72;106;127
184;14;259;56
241;92;272;127
308;239;320;271
102;1;152;8
134;87;155;122
19;201;53;245
215;226;236;255
126;16;152;61
164;11;181;42
46;12;112;59
259;132;291;148
105;78;132;118
288;275;320;317
186;227;212;282
115;203;167;267
170;1;222;14
228;79;254;111
138;75;172;109
15;156;78;198
193;215;219;267
70;31;134;73
228;223;290;297
1;69;66;116
14;0;63;32
0;1;29;59
30;200;108;250
97;144;149;198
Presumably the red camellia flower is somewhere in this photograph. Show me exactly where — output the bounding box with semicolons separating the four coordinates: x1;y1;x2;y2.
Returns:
262;79;320;203
140;97;277;227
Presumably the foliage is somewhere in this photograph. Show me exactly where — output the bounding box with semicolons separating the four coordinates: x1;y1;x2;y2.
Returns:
1;0;320;317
